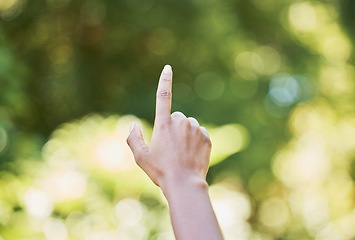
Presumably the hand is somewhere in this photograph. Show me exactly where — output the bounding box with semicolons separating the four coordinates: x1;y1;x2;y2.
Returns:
126;65;212;188
126;65;223;240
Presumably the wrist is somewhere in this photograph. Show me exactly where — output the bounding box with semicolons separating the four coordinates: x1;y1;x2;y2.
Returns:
160;174;209;201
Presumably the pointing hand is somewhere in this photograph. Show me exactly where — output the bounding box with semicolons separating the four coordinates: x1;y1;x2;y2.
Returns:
127;65;211;188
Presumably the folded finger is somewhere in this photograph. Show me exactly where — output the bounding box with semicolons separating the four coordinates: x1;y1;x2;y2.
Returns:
171;111;186;119
187;117;200;127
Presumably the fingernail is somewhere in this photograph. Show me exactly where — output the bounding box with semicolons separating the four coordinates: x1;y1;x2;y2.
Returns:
129;123;135;133
163;65;172;72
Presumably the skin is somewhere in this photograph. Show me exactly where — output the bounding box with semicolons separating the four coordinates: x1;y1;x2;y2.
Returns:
127;65;223;240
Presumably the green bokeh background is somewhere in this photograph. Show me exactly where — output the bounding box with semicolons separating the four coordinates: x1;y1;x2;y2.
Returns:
1;0;355;239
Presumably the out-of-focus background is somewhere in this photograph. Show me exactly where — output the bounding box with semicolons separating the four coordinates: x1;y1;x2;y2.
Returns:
0;0;355;239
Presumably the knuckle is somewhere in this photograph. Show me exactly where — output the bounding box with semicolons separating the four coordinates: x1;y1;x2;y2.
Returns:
200;127;210;137
134;147;148;163
200;130;212;145
207;138;212;146
157;90;171;98
191;123;200;132
181;118;191;128
205;137;212;147
156;121;170;130
171;111;186;119
134;154;143;166
134;156;144;167
189;119;200;127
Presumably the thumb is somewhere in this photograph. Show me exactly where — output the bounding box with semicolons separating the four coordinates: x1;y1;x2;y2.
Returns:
126;123;148;161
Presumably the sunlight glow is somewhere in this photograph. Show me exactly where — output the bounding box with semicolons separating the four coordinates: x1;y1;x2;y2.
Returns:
115;199;144;227
235;51;264;80
208;124;249;165
259;198;290;230
288;2;318;32
0;0;25;19
24;188;53;218
95;136;127;171
256;46;281;75
272;97;355;238
210;185;252;240
42;218;68;240
319;65;354;97
318;30;351;63
43;170;87;202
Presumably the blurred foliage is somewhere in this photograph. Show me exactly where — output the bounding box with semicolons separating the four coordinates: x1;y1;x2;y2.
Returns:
0;0;355;239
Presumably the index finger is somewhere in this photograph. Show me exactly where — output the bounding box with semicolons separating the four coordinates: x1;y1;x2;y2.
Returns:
155;65;173;125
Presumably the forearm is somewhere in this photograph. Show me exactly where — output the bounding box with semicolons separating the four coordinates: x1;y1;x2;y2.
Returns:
161;176;223;240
